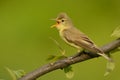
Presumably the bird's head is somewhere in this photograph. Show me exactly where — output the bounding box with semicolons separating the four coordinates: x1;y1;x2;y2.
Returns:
51;12;73;30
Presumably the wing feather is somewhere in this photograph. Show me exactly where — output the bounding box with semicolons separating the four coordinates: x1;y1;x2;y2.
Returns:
62;27;102;53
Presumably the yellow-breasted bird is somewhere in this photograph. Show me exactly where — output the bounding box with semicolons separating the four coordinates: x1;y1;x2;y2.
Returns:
51;12;115;75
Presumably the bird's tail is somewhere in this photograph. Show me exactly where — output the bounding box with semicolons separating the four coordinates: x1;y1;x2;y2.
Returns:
97;52;115;76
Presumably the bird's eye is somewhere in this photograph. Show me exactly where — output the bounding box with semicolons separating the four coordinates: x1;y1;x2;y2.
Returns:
61;19;64;22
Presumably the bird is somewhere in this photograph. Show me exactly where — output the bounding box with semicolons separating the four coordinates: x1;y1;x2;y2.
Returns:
51;12;114;75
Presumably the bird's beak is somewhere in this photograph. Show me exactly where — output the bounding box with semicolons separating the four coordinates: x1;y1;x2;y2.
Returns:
50;18;58;28
51;24;56;28
51;23;59;28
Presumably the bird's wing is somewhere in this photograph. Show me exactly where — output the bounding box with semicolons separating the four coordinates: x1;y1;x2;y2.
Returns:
63;28;101;53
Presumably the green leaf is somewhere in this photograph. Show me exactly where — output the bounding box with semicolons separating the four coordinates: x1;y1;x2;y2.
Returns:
55;55;67;60
104;61;115;76
5;67;17;80
5;67;26;80
47;37;67;63
46;54;56;61
46;54;67;62
111;26;120;38
63;66;74;79
13;70;26;78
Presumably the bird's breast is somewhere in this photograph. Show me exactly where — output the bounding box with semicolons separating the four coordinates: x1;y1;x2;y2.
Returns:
59;29;81;49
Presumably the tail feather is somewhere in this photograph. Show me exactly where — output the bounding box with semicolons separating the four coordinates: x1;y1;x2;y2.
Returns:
97;52;110;61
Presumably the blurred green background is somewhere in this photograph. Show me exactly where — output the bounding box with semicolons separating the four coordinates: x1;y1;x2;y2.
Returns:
0;0;120;80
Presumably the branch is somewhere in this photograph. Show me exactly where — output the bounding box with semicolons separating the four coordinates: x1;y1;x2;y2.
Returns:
19;38;120;80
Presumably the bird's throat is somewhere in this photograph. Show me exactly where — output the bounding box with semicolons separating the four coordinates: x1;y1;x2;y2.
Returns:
56;24;68;31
